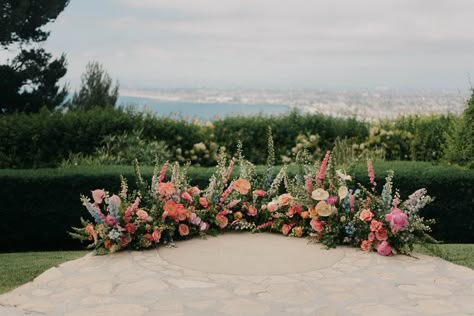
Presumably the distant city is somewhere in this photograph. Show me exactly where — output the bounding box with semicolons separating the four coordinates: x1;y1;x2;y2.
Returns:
120;87;469;120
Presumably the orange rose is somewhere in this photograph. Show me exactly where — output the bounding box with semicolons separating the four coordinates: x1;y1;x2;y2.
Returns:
163;200;184;219
300;211;309;219
308;206;318;218
234;211;243;220
177;208;189;221
359;209;374;222
234;178;251;195
199;197;209;208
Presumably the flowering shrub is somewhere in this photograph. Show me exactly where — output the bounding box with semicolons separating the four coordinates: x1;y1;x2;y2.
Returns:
71;135;434;256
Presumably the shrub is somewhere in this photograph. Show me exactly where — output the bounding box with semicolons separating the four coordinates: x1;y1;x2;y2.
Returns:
444;90;474;168
1;161;472;251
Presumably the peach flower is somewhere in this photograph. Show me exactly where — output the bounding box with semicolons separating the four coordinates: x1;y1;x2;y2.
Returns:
278;193;292;206
294;226;303;238
368;232;375;242
216;214;228;228
267;201;279;212
234;178;251;195
359;209;374;222
308;206;318;218
136;209;149;222
282;224;291;236
300;211;309;219
104;239;112;249
163;200;184;219
248;205;258;216
188;186;201;195
311;188;329;201
152;229;161;243
181;192;193;203
253;189;267;197
91;189;105;204
233;211;243;220
178;224;190;236
177;208;189;221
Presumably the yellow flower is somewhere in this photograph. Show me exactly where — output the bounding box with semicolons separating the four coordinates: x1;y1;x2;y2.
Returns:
315;201;333;217
338;186;349;200
312;188;329;201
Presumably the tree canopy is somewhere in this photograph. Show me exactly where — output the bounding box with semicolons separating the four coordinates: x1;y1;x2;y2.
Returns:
0;0;69;114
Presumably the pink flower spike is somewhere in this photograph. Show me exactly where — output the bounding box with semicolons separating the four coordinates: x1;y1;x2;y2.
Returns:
158;161;169;183
91;189;105;204
316;151;331;188
367;160;376;191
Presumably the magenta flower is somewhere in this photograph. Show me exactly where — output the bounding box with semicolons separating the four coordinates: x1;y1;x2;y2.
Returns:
326;195;338;205
376;241;392;256
385;207;409;233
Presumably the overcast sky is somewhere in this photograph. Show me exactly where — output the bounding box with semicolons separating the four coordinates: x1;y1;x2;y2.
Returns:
39;0;474;90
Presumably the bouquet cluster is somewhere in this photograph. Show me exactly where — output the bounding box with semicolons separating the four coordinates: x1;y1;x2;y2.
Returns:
71;133;434;256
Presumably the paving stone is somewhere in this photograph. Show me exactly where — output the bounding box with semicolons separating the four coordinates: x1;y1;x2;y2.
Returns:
114;279;168;296
219;298;271;315
168;279;217;289
65;304;149;316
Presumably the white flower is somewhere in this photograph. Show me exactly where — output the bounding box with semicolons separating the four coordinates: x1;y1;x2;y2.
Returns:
336;169;352;182
312;188;329;201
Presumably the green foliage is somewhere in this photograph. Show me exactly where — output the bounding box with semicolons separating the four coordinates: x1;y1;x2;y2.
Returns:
60;129;170;167
70;61;119;111
0;161;472;251
0;0;69;114
444;90;474;168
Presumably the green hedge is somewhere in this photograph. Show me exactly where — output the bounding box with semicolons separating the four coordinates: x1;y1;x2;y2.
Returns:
1;161;472;251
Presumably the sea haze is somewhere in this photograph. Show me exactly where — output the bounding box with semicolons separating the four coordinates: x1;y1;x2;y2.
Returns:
118;96;291;121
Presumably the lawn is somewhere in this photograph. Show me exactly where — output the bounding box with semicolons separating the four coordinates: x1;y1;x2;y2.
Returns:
0;245;473;295
0;251;88;294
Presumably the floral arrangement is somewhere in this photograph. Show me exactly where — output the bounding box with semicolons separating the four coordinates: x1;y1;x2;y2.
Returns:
70;130;434;256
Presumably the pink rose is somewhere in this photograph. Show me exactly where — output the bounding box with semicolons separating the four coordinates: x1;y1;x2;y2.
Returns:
368;232;375;242
375;228;388;241
91;189;105;204
125;223;136;234
326;195;338;205
385;207;409;233
188;186;201;195
200;222;209;231
310;219;323;232
359;209;374;222
181;192;193;203
109;194;121;208
282;224;291;236
370;219;383;232
360;240;371;251
178;224;190;236
376;241;392;256
136;209;149;222
247;205;258;216
199;197;209;209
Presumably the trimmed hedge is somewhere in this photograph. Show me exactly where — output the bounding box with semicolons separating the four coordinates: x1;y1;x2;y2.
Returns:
1;161;473;251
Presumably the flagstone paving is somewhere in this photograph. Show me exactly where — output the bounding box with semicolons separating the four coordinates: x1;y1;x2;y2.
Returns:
1;233;473;315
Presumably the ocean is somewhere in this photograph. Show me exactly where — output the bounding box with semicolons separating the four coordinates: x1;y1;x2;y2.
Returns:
118;96;291;121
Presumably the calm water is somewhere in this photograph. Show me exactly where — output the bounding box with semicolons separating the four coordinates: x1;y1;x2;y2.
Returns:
118;96;291;121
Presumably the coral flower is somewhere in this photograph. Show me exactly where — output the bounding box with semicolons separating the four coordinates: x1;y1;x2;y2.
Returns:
253;189;267;197
385;207;409;233
233;211;243;220
370;219;383;232
375;228;388;241
91;189;105;204
181;192;193;203
368;232;375;242
359;209;374;222
247;205;258;216
188;186;201;195
199;197;209;209
216;214;228;228
163;200;184;219
300;211;309;219
360;240;371;251
282;224;291;236
234;178;251;195
315;201;333;217
310;219;323;232
177;208;189;221
178;224;190;236
104;239;112;249
158;182;176;197
125;223;136;234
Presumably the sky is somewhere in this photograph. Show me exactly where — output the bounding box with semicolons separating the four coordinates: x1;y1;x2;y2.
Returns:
35;0;474;90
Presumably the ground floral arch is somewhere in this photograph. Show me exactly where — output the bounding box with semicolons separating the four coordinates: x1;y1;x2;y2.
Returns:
71;143;434;257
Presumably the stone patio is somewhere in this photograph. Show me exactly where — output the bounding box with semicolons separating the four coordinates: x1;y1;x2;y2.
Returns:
0;233;473;315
